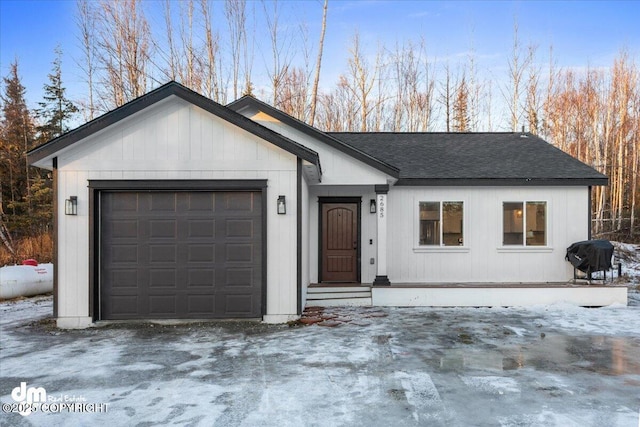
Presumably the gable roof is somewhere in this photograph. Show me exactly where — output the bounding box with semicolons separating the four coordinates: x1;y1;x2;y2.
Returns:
28;81;321;171
329;132;608;186
227;96;400;178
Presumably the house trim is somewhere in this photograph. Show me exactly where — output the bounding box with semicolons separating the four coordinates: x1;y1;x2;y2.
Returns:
396;178;608;186
87;179;268;321
52;157;58;318
373;186;390;286
296;158;303;315
588;186;593;240
228;96;399;179
317;197;362;283
27;82;321;174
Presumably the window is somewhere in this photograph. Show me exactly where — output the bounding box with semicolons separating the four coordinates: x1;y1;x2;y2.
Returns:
503;202;546;246
419;201;463;246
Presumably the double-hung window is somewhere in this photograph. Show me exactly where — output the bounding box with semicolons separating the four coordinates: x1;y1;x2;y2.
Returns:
502;201;546;246
419;201;464;246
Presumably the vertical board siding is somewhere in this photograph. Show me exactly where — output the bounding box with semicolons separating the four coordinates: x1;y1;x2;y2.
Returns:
387;187;589;283
56;98;299;320
242;107;390;186
300;178;310;306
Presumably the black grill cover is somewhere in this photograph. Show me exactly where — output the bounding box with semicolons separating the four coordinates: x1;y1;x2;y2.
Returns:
565;240;614;273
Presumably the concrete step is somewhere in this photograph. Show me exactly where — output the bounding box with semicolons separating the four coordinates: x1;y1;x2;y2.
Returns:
306;285;372;307
307;291;371;299
305;297;372;307
307;286;369;293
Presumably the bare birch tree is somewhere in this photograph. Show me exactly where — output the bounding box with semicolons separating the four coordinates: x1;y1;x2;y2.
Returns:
76;0;97;120
309;0;328;127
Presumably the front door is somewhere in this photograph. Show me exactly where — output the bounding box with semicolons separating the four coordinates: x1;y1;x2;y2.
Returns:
321;202;359;282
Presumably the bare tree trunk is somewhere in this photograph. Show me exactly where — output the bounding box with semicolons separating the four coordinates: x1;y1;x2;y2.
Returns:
201;0;219;101
440;62;453;132
309;0;328;127
504;21;534;132
164;0;177;81
21;115;31;215
525;45;541;134
225;0;246;99
96;0;151;107
344;32;379;132
0;191;15;256
76;0;96;119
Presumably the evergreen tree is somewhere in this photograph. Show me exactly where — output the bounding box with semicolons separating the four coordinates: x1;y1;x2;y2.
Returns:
1;61;34;217
0;60;38;250
37;47;78;142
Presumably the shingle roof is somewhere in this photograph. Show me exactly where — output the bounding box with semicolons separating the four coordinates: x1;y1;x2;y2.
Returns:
328;132;608;186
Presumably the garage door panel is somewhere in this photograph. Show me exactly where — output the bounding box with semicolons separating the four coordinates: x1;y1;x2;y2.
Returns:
149;295;176;315
150;193;177;211
226;243;253;262
149;245;177;263
111;245;138;263
100;190;262;320
107;269;139;288
149;269;176;287
188;269;215;287
188;193;215;211
111;193;138;212
188;295;215;314
225;268;253;287
221;294;255;316
226;219;254;237
149;220;176;238
111;220;139;238
188;245;215;262
188;220;215;238
108;296;139;316
223;192;254;211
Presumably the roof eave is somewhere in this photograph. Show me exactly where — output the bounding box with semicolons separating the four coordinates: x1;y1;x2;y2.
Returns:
395;177;609;186
228;96;400;179
27;82;321;173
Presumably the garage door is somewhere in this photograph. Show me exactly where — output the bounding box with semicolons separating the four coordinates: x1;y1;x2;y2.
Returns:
100;191;262;320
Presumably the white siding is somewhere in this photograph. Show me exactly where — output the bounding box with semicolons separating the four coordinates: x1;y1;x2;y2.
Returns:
300;174;310;306
387;186;589;283
56;96;299;323
240;107;391;186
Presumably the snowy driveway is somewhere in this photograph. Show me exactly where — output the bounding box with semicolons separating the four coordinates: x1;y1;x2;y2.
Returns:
1;295;639;427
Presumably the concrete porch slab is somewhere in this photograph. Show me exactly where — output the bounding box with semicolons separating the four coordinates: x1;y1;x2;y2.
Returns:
372;284;628;307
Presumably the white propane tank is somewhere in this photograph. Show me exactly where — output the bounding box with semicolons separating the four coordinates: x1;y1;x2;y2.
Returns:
0;262;53;299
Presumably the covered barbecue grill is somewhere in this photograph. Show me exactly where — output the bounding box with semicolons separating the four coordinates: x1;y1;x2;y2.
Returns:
565;239;614;280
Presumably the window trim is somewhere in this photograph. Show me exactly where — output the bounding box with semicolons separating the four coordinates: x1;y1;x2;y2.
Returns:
500;200;549;248
414;199;466;251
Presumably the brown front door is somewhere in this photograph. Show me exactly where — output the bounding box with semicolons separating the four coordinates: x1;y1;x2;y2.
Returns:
321;202;359;282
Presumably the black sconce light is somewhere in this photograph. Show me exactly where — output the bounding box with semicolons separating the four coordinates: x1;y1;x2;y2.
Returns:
65;196;78;215
369;199;376;214
277;195;286;214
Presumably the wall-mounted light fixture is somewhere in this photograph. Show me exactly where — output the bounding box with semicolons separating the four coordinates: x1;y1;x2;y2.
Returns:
369;199;376;214
65;196;78;215
277;195;286;215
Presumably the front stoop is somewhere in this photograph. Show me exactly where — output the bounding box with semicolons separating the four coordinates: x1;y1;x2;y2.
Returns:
306;285;372;307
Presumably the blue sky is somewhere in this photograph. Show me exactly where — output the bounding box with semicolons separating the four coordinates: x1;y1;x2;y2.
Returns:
1;0;639;111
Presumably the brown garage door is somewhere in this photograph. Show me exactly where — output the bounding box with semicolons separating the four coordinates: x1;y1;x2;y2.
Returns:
100;191;262;320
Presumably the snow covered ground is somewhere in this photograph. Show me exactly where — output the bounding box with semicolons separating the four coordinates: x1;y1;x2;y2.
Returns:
0;243;638;427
